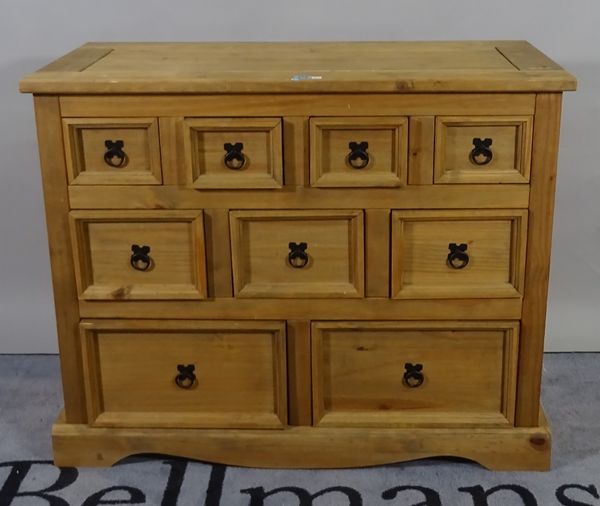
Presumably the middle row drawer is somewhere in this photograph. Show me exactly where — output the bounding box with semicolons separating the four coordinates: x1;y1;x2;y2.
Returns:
69;209;527;301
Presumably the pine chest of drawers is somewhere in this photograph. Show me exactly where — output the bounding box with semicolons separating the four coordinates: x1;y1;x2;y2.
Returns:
20;41;576;470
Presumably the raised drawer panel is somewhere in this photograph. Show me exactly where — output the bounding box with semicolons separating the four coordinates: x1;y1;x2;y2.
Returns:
63;118;162;185
391;210;528;299
434;116;533;184
69;211;207;300
312;321;519;427
230;210;364;298
310;116;408;187
81;320;287;429
183;117;283;189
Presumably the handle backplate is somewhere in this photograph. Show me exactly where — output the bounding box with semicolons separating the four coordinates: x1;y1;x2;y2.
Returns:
175;364;197;389
470;137;493;166
223;142;246;170
447;243;469;270
403;362;424;388
130;244;152;271
104;139;127;168
288;242;309;268
347;141;370;169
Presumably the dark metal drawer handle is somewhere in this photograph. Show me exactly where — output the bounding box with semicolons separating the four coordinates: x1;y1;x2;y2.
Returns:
470;137;493;166
447;243;469;269
104;139;127;168
175;364;197;389
347;141;370;169
223;142;246;170
288;242;309;268
130;244;152;271
403;363;424;388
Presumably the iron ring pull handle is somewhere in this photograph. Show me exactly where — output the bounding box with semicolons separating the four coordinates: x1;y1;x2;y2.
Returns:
223;142;246;170
288;242;309;269
175;364;197;389
470;137;493;166
347;141;370;169
447;243;469;270
104;139;127;168
403;363;424;388
130;244;152;271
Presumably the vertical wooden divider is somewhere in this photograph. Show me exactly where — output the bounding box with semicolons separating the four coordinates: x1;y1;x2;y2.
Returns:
203;209;234;298
408;116;435;185
365;209;390;297
283;117;310;187
286;320;312;426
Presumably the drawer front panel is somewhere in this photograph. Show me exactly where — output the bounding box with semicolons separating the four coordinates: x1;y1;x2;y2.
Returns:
230;210;364;298
81;320;287;429
312;321;519;427
63;118;162;185
70;211;207;300
183;117;283;189
310;117;408;187
434;116;533;183
391;210;528;299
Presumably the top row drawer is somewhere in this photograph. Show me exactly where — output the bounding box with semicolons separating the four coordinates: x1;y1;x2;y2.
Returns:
62;115;533;188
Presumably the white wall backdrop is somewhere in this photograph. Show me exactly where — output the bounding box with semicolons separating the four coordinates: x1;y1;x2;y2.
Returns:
0;0;598;353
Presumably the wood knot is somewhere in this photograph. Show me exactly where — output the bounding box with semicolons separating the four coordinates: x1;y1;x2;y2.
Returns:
529;435;548;447
111;286;132;299
394;80;414;91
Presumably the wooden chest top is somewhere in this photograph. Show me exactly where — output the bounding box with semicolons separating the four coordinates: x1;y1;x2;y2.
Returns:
19;41;576;94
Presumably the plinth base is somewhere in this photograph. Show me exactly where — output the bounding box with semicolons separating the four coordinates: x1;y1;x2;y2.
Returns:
52;411;551;471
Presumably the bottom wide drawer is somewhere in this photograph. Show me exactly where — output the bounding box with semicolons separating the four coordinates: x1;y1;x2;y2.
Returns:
80;320;287;429
312;321;519;427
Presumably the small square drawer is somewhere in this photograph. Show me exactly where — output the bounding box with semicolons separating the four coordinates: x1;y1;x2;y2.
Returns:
62;118;162;185
434;116;533;183
310;116;408;187
69;211;207;300
312;321;519;427
81;320;287;429
183;117;283;189
230;210;364;298
391;210;527;299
